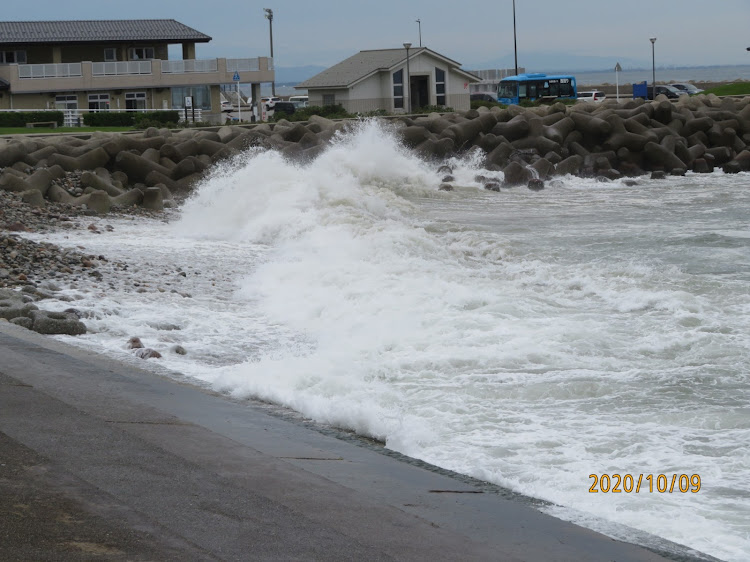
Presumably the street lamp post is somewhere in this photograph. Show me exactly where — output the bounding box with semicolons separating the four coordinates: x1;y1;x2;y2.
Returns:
416;19;422;47
403;42;412;113
264;8;275;96
512;0;518;76
650;37;656;100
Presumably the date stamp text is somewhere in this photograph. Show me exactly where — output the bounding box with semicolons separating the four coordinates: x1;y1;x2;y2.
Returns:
589;474;701;493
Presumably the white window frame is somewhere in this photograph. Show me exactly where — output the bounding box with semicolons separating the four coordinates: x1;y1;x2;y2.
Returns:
393;69;404;109
129;47;154;61
125;91;147;110
435;67;446;106
104;48;117;62
1;50;26;64
55;95;78;110
88;93;110;111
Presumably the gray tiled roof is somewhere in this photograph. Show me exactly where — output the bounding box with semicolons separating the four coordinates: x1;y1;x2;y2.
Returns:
297;48;424;89
0;19;211;44
297;47;479;90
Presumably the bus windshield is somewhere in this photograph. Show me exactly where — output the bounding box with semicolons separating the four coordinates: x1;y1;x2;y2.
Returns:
498;81;517;99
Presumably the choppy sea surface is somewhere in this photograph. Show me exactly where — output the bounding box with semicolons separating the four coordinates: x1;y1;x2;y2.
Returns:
24;121;750;561
575;64;750;87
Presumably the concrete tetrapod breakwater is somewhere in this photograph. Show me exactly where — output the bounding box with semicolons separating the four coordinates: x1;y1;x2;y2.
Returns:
1;92;749;212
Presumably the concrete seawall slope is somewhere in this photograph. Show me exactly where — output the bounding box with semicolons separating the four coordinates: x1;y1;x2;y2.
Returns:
0;322;715;561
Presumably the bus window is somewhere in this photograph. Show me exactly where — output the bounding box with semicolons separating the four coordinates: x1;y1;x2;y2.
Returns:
519;83;527;98
498;81;517;99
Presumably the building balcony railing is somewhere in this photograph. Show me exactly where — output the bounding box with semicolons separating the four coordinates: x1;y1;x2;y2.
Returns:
0;57;273;94
18;63;82;79
92;61;152;76
227;58;262;72
162;59;217;74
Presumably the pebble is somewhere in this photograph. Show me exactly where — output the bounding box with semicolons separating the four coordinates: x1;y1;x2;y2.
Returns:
0;185;161;290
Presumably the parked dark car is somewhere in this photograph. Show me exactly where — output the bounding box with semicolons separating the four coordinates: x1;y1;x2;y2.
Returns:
650;85;682;100
273;101;296;115
670;83;703;95
470;93;497;102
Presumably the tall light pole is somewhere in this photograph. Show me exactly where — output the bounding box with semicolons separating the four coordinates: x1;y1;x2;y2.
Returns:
264;8;275;96
650;37;656;100
403;42;412;113
416;19;422;47
512;0;518;76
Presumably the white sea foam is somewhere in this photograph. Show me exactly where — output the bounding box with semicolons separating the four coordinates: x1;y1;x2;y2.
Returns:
24;120;750;561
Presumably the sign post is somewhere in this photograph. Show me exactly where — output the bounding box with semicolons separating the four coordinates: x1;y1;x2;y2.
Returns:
615;62;622;100
184;96;192;123
233;71;241;123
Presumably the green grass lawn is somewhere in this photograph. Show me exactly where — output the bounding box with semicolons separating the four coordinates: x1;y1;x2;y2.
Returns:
700;83;750;96
0;126;135;135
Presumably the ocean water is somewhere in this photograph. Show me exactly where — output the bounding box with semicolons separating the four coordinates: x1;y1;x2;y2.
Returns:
24;121;750;561
573;64;750;87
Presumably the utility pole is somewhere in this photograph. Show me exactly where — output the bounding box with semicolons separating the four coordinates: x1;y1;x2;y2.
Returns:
512;0;518;76
650;37;656;100
264;8;275;96
403;43;412;113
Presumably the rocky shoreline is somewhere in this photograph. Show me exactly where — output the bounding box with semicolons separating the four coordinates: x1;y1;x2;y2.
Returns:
2;93;750;336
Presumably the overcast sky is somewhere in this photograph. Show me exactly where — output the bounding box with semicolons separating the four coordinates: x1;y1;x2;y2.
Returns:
3;0;750;70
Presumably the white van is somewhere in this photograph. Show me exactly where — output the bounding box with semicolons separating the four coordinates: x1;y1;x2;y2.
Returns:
289;95;308;108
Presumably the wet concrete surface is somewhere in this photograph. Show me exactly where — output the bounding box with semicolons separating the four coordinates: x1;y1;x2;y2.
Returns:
0;322;715;561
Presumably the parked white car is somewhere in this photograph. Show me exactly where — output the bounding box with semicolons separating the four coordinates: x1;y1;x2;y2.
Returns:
261;96;281;110
578;90;606;102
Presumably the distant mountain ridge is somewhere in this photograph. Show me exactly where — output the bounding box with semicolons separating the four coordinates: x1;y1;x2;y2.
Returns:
275;53;748;86
466;52;647;74
275;53;648;85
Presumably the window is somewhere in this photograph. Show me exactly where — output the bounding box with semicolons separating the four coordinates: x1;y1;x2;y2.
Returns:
1;50;26;64
55;95;78;110
129;47;154;61
104;48;117;62
435;68;446;106
498;81;517;99
88;93;110;111
125;92;147;111
322;94;335;107
393;69;404;109
171;86;211;110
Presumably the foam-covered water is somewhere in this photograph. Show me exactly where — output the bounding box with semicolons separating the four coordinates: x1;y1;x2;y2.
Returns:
25;121;750;561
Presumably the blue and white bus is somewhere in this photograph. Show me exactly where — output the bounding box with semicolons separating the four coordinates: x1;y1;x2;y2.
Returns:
497;73;577;105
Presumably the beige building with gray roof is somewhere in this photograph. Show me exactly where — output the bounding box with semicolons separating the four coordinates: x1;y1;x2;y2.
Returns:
0;19;273;124
296;47;479;113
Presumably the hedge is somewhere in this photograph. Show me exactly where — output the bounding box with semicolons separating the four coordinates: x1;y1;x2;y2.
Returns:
83;112;135;126
0;111;64;127
272;104;354;122
81;110;181;128
134;111;180;128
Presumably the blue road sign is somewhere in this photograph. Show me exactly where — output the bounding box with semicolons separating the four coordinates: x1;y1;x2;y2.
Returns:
233;71;241;81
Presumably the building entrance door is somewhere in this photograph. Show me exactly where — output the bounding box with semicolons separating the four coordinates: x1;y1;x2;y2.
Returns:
410;76;429;110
